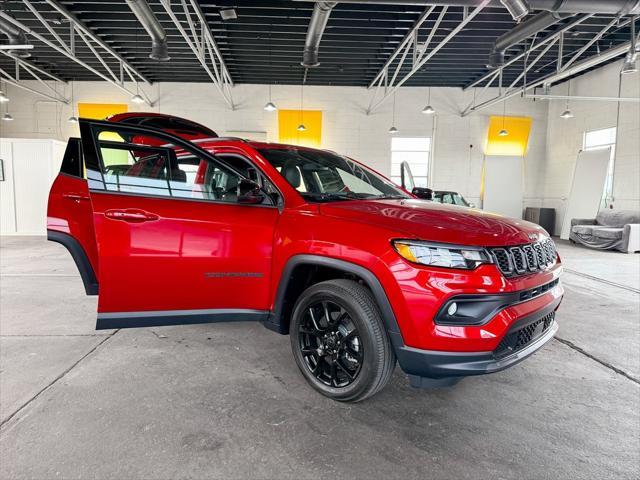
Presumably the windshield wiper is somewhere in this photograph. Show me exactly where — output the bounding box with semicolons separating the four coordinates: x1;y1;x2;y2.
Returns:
301;191;369;202
370;194;408;200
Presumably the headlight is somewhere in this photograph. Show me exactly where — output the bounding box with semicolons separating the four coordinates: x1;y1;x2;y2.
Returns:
392;240;493;270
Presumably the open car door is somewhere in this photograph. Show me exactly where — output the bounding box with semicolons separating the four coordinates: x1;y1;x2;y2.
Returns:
79;119;281;330
47;138;99;295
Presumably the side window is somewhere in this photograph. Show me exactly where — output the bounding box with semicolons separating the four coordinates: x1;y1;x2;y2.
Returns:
216;153;282;205
60;138;83;178
86;127;269;205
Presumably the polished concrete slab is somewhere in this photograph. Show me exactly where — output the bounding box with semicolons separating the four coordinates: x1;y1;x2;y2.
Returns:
1;236;638;479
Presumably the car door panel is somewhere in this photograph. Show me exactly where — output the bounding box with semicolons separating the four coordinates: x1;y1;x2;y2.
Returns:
47;139;100;294
91;191;278;314
79;119;279;329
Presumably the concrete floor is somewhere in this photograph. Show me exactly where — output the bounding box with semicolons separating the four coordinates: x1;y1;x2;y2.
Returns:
1;237;638;479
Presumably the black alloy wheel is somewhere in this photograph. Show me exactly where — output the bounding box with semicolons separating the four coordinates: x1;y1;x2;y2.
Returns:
298;299;363;388
290;279;396;402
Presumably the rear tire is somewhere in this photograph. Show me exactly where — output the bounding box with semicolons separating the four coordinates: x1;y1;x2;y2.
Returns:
289;279;396;402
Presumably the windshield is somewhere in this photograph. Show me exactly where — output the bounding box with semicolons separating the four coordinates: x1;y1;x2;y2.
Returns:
257;147;409;202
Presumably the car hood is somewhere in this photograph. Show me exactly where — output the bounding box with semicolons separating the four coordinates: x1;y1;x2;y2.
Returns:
319;199;548;247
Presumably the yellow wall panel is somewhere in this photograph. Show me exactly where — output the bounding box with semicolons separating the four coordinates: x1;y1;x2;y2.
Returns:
78;104;129;166
278;109;322;148
78;103;128;120
485;116;532;156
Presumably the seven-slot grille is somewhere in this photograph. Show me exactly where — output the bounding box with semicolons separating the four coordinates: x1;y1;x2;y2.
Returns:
489;238;557;277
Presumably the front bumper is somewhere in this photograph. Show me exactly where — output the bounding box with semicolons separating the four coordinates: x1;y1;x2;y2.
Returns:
392;295;561;388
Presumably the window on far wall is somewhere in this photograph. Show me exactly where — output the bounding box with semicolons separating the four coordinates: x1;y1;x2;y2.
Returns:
583;127;616;209
390;137;430;188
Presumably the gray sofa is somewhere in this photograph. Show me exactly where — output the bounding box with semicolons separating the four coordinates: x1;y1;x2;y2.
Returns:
570;210;640;253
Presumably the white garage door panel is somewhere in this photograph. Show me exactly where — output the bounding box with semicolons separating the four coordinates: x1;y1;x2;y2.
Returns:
560;148;611;240
483;155;523;219
0;142;16;234
13;142;53;234
0;139;66;235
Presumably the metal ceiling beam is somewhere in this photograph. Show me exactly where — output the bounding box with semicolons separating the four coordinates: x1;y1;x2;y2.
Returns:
367;5;438;88
366;0;491;114
464;14;593;89
461;40;633;116
525;93;640;102
296;0;640;15
0;50;65;83
159;0;234;109
0;61;69;104
43;0;151;85
0;4;154;105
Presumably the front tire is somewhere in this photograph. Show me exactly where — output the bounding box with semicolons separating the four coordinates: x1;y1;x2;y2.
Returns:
289;279;396;402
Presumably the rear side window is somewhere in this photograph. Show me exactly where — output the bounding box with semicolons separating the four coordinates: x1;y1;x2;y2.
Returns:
84;126;272;206
60;138;83;177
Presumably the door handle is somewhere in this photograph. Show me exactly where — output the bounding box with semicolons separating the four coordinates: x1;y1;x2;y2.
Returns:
62;193;90;202
104;209;159;223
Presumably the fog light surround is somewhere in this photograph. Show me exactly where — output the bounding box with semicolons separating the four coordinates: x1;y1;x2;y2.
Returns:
435;295;512;326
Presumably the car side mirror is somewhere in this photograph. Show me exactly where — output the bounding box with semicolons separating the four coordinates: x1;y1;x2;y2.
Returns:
468;202;476;209
412;187;433;200
237;179;267;205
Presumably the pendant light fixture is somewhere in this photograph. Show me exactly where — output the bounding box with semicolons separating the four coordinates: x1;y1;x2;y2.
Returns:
131;80;145;104
388;92;398;134
560;80;574;119
498;97;508;136
297;80;306;132
2;82;12;121
263;84;277;112
421;87;435;114
68;79;78;123
131;26;145;105
264;32;277;111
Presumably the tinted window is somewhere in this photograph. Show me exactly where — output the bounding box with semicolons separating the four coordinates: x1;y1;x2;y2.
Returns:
88;129;268;205
60;138;83;177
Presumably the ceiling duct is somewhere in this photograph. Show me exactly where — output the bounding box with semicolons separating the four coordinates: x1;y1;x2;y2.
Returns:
298;1;640;71
295;1;640;15
125;0;170;61
301;1;337;67
488;10;574;68
0;17;31;58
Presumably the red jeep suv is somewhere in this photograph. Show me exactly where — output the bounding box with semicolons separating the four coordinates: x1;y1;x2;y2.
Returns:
47;113;563;402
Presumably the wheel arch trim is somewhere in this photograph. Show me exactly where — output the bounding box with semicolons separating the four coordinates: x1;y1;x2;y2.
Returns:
47;229;99;296
265;254;403;343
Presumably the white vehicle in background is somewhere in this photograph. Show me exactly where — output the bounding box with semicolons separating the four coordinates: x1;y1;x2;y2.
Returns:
432;190;475;208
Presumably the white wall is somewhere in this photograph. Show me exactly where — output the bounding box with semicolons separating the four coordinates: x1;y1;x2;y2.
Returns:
541;59;640;234
0;80;549;208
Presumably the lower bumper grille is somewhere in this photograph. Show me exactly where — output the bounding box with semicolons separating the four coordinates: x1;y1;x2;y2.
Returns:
494;311;555;359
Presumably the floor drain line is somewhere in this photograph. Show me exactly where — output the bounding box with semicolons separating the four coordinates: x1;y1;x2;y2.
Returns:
0;330;120;432
562;268;640;295
554;336;640;385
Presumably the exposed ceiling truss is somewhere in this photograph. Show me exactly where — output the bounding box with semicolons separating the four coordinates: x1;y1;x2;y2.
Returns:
159;0;234;108
0;1;638;114
366;0;490;113
0;49;68;103
461;15;639;116
0;0;154;105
